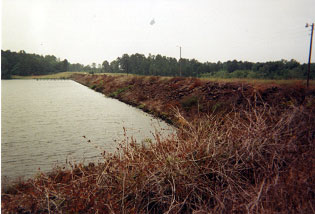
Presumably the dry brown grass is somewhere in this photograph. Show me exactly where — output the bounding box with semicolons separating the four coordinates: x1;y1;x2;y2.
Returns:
2;100;314;213
201;77;315;88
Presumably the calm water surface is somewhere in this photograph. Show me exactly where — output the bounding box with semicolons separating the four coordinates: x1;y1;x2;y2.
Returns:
1;80;173;184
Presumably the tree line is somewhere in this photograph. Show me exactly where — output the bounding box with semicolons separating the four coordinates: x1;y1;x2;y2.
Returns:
2;50;314;80
103;53;314;80
2;50;68;79
1;50;100;79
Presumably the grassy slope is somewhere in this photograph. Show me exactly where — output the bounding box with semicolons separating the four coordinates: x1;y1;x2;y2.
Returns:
71;74;315;124
201;77;315;86
2;74;315;213
10;71;315;87
10;72;139;80
11;72;82;79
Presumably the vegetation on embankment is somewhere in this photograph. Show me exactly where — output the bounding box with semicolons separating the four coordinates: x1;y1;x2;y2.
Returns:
11;72;81;80
71;73;315;125
2;74;315;213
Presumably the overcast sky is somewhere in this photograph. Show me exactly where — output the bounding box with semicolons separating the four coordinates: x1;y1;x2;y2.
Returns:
2;0;315;65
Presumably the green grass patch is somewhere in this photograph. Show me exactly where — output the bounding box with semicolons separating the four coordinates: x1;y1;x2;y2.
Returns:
109;85;133;98
11;72;81;80
90;84;97;90
102;72;137;76
137;104;146;109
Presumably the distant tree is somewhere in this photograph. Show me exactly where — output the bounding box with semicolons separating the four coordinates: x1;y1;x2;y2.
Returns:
91;62;96;72
2;49;314;80
120;54;130;75
1;50;73;77
1;55;11;79
110;59;120;73
102;60;110;73
69;63;85;72
62;59;69;72
85;65;92;72
224;60;239;73
97;64;102;72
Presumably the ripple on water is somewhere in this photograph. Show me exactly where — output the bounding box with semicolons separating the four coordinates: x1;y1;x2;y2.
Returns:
1;79;174;186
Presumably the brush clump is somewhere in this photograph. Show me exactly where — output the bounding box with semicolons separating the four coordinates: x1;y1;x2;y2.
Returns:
2;102;314;213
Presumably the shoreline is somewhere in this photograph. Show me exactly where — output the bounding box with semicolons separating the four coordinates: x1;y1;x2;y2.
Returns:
70;73;314;125
2;73;315;213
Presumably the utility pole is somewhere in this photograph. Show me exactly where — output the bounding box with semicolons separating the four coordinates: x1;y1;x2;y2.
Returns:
177;46;182;76
306;23;314;88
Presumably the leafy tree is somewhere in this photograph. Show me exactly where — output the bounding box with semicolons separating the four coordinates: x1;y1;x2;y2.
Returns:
1;50;73;78
120;54;130;75
1;55;11;79
109;59;120;73
102;60;110;73
91;62;97;72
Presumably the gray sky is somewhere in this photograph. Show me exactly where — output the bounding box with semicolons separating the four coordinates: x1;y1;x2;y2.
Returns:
2;0;315;65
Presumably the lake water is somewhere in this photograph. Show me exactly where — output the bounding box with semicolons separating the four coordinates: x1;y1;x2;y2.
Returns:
1;79;173;185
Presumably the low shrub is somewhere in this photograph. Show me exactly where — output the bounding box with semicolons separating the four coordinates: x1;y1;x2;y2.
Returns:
109;85;133;98
90;84;97;90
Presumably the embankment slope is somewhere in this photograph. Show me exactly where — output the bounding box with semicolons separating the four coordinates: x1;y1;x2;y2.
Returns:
72;74;313;124
2;74;314;213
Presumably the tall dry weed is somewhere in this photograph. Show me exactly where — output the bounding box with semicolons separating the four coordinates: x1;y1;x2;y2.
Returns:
2;103;314;213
